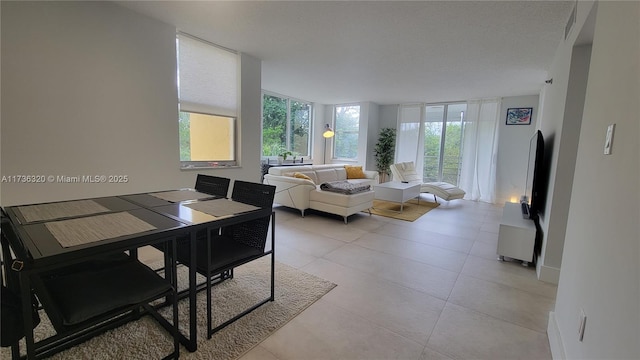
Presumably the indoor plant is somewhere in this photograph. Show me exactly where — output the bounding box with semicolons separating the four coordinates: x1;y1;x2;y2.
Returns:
373;128;396;182
277;150;293;164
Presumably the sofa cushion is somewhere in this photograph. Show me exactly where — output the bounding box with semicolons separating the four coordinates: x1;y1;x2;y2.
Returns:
268;166;313;176
345;165;366;179
293;172;314;183
315;169;339;184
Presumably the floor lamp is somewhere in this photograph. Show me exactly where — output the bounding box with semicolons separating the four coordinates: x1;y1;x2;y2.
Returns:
322;124;335;164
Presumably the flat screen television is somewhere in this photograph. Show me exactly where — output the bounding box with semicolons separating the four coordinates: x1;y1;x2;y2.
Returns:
522;130;545;220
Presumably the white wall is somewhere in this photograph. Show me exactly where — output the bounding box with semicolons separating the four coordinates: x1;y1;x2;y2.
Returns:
365;102;380;173
535;1;597;284
311;103;327;164
379;105;399;129
0;1;263;206
496;95;540;205
549;1;639;358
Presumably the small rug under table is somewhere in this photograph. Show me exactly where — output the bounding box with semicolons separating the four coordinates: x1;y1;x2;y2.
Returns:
368;198;439;221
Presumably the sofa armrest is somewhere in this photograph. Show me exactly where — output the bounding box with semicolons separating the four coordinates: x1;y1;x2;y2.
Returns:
363;170;380;184
263;174;316;211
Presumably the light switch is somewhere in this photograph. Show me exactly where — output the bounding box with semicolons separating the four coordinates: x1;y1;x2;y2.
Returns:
578;308;587;341
604;124;615;155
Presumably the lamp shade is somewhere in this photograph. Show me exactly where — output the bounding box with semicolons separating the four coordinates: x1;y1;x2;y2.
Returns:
322;124;335;138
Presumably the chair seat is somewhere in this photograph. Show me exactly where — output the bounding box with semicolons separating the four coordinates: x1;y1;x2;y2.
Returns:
390;162;465;201
420;182;466;201
37;258;172;327
176;235;264;276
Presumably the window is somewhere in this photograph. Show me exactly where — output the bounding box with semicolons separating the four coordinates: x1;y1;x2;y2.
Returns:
424;103;465;185
333;105;360;160
397;102;466;186
177;33;238;168
261;93;311;159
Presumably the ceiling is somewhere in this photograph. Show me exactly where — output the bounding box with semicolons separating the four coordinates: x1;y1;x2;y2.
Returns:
116;1;574;105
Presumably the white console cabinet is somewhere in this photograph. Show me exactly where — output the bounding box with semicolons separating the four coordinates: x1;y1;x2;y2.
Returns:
497;202;536;266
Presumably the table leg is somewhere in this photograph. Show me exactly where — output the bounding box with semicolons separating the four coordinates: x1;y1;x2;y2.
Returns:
19;271;35;359
189;231;197;351
176;231;198;352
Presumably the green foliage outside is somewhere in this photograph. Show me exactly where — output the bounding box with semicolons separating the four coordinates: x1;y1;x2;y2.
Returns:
262;94;310;157
178;112;191;161
423;121;463;185
334;105;360;159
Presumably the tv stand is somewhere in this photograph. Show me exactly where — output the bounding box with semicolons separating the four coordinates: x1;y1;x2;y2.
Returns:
497;202;536;266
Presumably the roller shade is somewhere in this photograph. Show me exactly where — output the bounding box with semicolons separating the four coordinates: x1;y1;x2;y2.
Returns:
177;33;238;117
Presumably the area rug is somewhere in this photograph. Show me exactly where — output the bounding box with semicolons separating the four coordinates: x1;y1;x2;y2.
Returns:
2;257;336;359
368;198;439;221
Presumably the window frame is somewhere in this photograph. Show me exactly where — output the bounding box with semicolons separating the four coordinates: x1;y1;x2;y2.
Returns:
261;91;313;161
178;110;237;169
332;104;361;161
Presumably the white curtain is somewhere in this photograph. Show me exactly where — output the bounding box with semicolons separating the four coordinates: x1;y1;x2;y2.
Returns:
459;98;501;203
395;104;425;178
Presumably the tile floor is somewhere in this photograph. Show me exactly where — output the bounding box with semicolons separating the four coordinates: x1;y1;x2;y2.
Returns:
243;198;557;360
143;197;557;359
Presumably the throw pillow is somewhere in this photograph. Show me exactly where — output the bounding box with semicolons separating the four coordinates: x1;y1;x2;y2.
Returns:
344;165;366;179
293;172;314;183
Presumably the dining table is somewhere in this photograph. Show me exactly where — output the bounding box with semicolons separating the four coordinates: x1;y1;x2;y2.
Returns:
2;188;273;359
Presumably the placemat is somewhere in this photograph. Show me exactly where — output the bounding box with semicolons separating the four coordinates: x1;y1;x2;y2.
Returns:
45;212;157;248
185;198;260;217
149;190;213;202
17;200;110;223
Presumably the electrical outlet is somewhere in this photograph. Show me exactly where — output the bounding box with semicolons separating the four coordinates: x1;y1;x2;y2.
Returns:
578;308;587;341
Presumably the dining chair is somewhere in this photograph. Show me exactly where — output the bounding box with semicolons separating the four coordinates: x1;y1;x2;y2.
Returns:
176;180;276;339
0;212;180;359
0;211;40;359
194;174;231;197
154;174;232;276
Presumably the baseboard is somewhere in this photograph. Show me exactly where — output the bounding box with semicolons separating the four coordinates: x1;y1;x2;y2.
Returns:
547;311;566;360
536;263;560;284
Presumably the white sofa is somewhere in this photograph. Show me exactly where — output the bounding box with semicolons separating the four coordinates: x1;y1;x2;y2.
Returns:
263;164;378;223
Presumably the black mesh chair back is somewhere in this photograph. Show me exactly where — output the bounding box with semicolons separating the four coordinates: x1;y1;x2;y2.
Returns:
195;174;231;197
230;180;276;208
224;181;276;250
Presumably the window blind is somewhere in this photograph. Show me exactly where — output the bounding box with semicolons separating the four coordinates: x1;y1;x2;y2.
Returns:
177;33;238;117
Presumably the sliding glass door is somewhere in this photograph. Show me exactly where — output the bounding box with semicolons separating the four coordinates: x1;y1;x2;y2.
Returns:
424;103;465;185
398;102;466;186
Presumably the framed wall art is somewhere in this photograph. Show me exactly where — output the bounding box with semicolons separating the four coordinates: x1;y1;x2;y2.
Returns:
506;107;533;125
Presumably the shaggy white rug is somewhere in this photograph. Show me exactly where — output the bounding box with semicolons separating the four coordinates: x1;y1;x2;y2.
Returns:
2;257;335;359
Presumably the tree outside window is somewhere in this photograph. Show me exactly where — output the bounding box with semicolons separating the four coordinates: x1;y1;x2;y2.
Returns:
334;105;360;160
424;103;465;185
262;93;310;159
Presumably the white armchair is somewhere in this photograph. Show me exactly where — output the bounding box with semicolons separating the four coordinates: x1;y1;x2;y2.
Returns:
389;161;465;202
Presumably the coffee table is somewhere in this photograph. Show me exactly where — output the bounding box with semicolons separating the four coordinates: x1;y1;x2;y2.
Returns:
373;181;421;212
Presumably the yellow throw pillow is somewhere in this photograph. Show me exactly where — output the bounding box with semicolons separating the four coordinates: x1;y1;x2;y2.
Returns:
344;165;366;179
293;172;314;182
